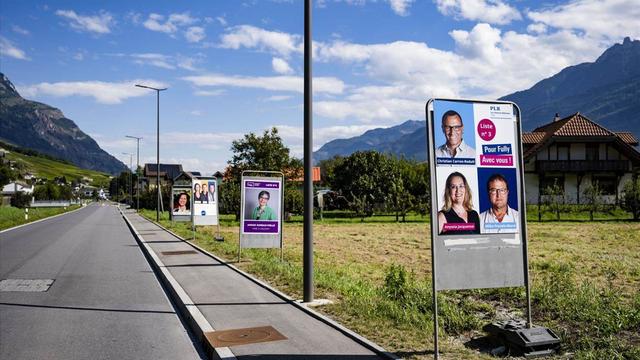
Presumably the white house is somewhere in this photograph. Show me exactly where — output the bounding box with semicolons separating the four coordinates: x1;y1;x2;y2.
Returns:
522;113;640;204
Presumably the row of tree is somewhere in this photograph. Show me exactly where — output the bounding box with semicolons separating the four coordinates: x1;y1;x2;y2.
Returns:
112;126;639;222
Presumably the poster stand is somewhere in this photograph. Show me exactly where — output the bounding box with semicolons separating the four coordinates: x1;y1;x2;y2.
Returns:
425;98;557;358
191;175;221;245
238;170;285;263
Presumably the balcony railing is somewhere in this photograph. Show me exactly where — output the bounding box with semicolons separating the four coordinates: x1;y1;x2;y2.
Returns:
536;160;630;172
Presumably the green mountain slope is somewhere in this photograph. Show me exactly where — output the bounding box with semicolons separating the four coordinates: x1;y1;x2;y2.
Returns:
2;144;111;188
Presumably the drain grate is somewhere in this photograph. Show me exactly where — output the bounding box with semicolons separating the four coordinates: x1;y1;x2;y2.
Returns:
0;279;54;292
205;326;287;348
160;250;198;255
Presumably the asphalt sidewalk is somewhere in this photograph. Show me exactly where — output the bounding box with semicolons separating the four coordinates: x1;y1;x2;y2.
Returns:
120;208;398;360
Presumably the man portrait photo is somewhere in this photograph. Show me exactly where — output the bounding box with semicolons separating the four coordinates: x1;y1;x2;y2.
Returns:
479;173;519;233
436;110;476;159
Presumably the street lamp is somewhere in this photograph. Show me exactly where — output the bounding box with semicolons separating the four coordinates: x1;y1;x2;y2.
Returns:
135;84;167;221
122;152;133;206
125;135;142;212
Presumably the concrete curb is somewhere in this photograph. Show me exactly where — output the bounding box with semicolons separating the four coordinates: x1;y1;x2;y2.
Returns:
137;214;401;360
119;209;236;360
0;203;88;234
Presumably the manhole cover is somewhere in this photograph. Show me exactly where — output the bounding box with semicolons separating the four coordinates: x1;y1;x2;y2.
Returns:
0;279;54;292
161;250;198;255
205;326;287;348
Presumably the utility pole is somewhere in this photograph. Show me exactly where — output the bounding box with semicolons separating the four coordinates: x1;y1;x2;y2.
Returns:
135;84;167;221
122;152;133;206
303;0;314;303
126;135;142;212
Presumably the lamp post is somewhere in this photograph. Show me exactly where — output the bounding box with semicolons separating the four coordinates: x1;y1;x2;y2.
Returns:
303;0;314;303
122;152;133;206
135;84;167;221
126;135;142;212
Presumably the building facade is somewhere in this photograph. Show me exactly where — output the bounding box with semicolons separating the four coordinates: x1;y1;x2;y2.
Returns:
522;113;640;205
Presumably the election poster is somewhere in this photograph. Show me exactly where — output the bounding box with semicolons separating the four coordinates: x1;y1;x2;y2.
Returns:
239;175;283;250
171;187;191;221
192;176;219;226
427;98;526;290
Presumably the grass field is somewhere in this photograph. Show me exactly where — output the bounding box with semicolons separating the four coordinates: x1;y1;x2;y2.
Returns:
140;210;640;359
0;205;82;231
4;150;111;188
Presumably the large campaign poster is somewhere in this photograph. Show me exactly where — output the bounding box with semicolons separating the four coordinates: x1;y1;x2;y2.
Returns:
171;187;192;222
240;176;282;249
192;177;219;226
428;99;526;290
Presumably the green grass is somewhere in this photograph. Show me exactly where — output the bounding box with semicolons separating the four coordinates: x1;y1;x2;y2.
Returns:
0;205;82;231
4;150;111;188
139;209;640;359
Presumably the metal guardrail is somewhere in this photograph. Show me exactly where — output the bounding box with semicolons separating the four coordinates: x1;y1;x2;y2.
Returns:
30;200;81;207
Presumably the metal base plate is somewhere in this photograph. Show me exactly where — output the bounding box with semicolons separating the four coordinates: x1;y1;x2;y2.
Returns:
0;279;54;292
205;326;287;348
160;250;198;255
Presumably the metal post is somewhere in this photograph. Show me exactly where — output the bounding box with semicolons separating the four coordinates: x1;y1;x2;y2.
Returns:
135;84;167;222
303;0;314;303
126;135;142;212
156;90;160;221
122;152;133;207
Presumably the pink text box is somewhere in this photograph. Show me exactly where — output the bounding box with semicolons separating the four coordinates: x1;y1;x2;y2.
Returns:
443;223;476;231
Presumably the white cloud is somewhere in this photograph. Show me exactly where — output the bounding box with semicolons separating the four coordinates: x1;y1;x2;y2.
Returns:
216;16;227;26
272;57;294;74
143;13;176;33
0;36;30;60
190;110;203;116
176;55;200;71
161;131;242;146
131;53;175;69
73;52;85;61
182;74;344;94
389;0;414;16
142;12;198;36
18;79;169;104
194;89;226;96
450;23;502;64
185;26;206;43
55;9;114;34
12;25;30;35
264;95;293;102
527;0;640;42
219;25;302;58
308;22;611;122
124;53;201;71
527;23;547;35
435;0;522;25
270;124;384;150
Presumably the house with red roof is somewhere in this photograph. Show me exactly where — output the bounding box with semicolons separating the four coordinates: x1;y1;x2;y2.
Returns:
522;113;640;204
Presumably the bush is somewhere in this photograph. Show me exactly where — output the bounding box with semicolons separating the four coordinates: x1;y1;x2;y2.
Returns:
10;192;32;208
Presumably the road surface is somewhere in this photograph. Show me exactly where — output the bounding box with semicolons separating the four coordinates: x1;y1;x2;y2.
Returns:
0;204;203;360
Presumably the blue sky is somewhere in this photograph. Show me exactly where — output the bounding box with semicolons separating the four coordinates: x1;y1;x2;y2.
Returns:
1;0;638;174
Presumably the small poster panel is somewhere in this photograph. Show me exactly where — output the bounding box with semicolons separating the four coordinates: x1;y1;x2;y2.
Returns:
240;175;283;249
171;188;192;222
427;98;526;290
192;177;219;226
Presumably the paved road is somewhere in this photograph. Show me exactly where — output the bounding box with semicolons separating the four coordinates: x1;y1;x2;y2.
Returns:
0;204;203;360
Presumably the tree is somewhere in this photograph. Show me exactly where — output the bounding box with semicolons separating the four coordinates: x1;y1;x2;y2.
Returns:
0;162;17;188
583;181;604;221
222;127;302;220
228;127;302;180
621;177;640;221
333;151;394;220
542;180;567;221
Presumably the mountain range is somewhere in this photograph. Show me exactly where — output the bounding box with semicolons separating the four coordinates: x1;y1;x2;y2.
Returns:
0;73;125;174
315;37;640;162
